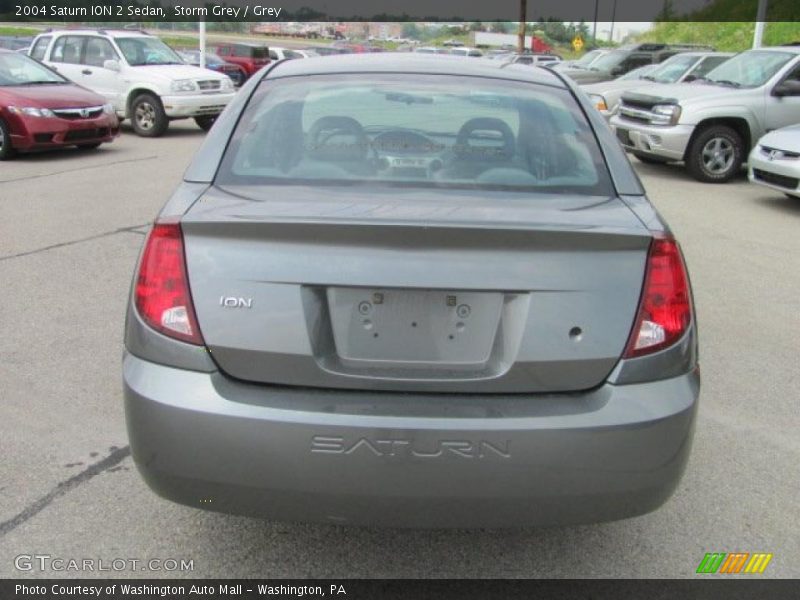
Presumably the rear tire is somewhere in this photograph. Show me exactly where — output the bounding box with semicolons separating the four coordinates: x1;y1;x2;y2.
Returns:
0;118;16;160
131;93;169;137
633;152;669;165
194;116;217;132
685;125;744;183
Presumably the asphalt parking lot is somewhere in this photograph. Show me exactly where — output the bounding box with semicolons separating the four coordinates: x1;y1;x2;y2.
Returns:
1;122;798;579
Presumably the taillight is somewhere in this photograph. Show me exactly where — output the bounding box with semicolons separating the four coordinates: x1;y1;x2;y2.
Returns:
624;236;692;358
134;221;203;345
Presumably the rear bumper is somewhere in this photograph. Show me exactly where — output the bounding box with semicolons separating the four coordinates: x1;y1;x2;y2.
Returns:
123;353;699;528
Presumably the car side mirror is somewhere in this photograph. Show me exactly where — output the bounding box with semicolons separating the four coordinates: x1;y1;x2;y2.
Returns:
611;66;624;77
103;59;121;72
772;80;800;97
683;74;697;83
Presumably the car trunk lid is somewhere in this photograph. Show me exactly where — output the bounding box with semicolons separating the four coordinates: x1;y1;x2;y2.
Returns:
181;185;651;393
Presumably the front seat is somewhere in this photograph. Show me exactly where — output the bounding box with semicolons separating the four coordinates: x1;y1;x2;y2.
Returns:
440;117;516;181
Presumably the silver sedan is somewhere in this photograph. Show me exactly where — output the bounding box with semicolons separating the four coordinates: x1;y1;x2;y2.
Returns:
123;54;700;528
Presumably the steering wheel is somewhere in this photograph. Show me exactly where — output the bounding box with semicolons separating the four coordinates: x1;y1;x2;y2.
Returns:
307;116;369;162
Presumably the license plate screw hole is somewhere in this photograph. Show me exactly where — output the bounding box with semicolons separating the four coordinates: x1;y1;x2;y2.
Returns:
569;326;583;341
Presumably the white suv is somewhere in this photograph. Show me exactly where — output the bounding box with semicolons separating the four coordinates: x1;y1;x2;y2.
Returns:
29;29;236;137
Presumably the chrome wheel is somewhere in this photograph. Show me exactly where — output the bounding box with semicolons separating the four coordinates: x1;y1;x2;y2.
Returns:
135;101;156;131
701;137;734;175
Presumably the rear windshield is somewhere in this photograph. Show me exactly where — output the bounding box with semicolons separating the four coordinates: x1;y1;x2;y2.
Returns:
216;74;613;195
249;46;269;59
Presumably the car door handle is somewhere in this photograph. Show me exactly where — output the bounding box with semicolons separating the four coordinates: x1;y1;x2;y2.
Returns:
81;69;93;75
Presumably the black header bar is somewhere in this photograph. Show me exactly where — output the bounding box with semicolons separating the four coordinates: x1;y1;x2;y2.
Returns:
0;0;798;23
3;579;800;600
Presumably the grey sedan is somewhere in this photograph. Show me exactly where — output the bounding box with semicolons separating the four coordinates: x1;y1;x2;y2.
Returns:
123;54;699;528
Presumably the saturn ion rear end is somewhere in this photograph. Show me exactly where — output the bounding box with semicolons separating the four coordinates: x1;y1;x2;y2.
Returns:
123;54;699;528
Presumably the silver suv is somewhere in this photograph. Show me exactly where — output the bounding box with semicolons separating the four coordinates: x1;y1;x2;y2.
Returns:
610;46;800;182
583;52;733;121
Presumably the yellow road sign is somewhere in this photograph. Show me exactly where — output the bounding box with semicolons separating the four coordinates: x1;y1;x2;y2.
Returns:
572;35;584;51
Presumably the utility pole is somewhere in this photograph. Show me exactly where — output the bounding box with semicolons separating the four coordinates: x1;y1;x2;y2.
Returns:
518;0;527;54
199;20;206;69
609;0;617;42
592;0;599;45
753;0;768;48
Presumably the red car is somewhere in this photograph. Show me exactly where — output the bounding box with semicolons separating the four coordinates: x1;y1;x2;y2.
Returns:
214;43;271;78
0;49;119;160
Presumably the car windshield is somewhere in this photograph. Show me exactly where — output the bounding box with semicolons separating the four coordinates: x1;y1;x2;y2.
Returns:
702;50;795;87
574;50;603;67
181;51;225;64
116;37;183;66
217;74;613;196
0;51;66;86
645;54;699;83
588;50;627;71
618;64;658;80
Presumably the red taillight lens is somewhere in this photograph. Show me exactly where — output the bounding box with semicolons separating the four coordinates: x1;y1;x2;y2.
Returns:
624;237;692;358
134;221;203;345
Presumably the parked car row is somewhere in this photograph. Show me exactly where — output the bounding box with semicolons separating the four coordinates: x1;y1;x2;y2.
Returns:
582;51;734;119
550;44;799;195
566;43;715;84
490;52;563;67
2;26;424;157
414;46;564;64
608;46;800;183
4;27;800;198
